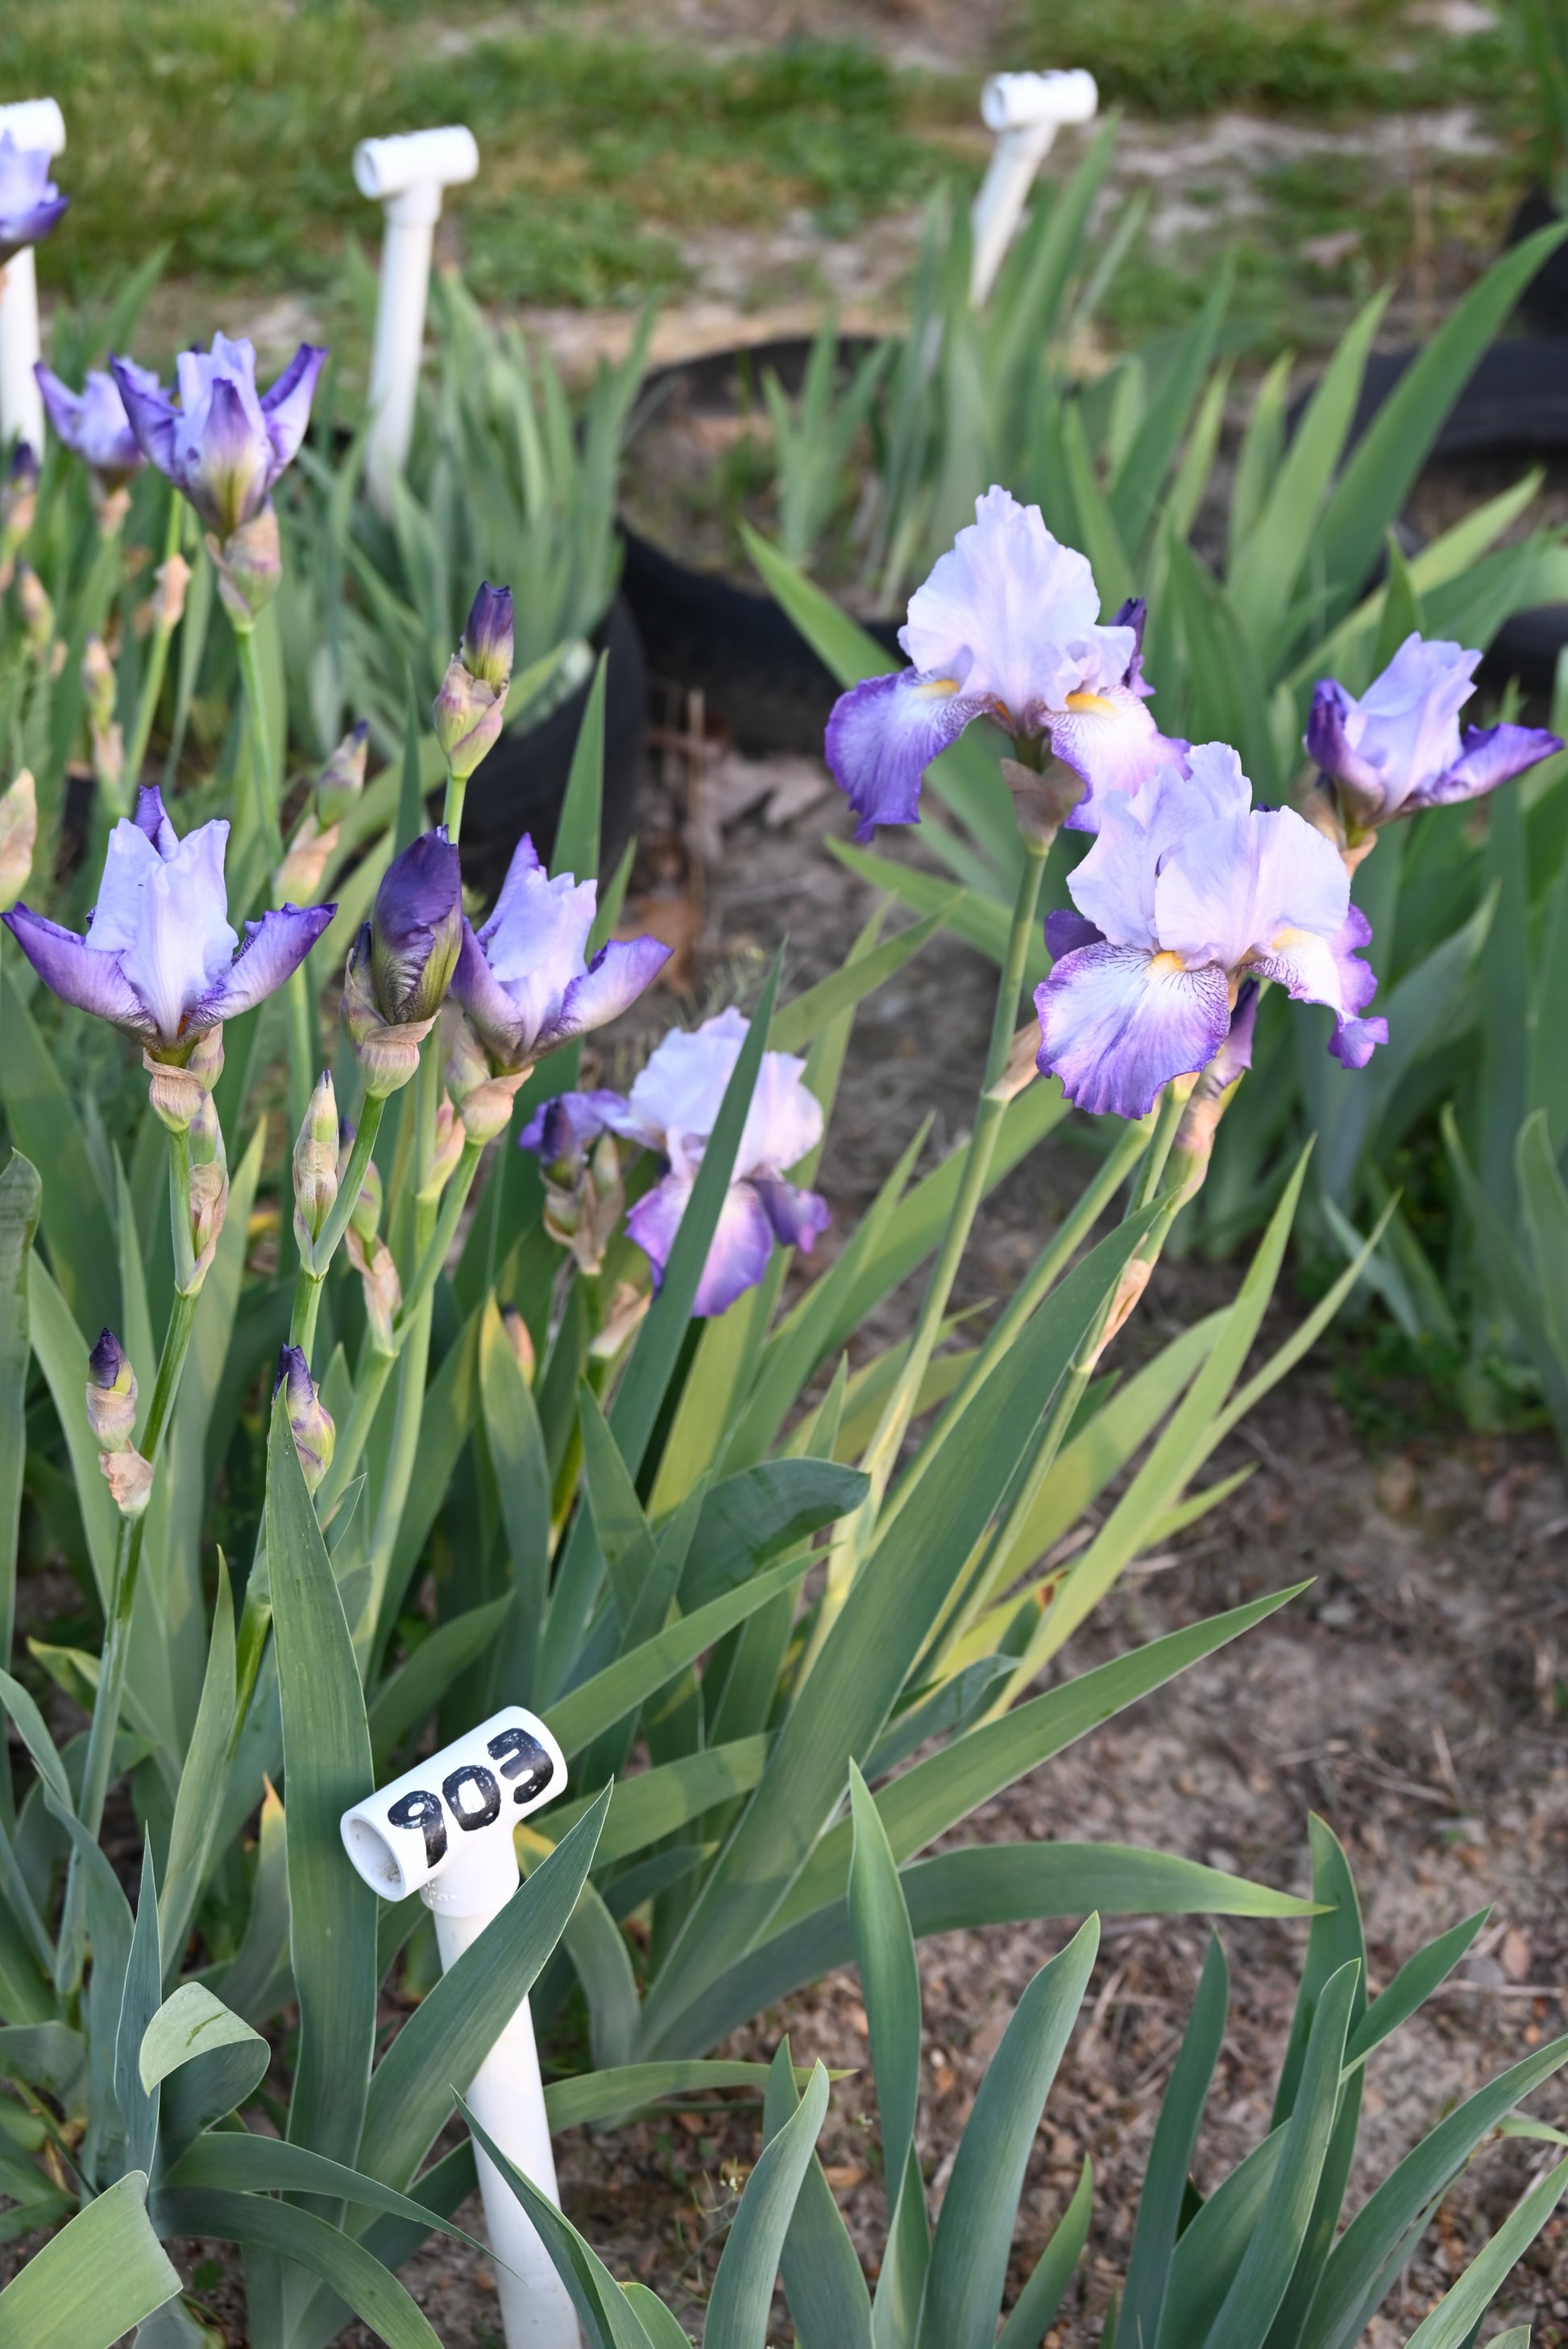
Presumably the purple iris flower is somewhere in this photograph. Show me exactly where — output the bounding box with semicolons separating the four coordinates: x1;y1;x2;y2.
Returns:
2;783;333;1060
521;1009;831;1315
1307;633;1562;832
35;361;158;488
451;834;670;1072
1035;744;1386;1119
823;488;1185;844
0;134;68;264
110;332;327;542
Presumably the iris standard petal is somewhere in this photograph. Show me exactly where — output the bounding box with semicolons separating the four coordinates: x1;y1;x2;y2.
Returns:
1;907;149;1033
85;818;168;952
475;832;544;948
824;666;988;841
480;861;597;1044
752;1174;831;1254
737;1047;823;1181
1035;943;1231;1119
193;903;335;1026
622;1009;749;1153
900;485;1135;721
259;343;328;475
545;935;673;1048
1155;805;1348;977
118;823;239;1044
1055;684;1188;833
1408;721;1564;810
450;918;529;1065
110;355;180;479
132;783;178;853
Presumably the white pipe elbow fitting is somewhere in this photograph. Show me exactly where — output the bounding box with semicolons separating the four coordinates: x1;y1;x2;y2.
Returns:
340;1704;567;1910
0;98;67;158
980;69;1098;134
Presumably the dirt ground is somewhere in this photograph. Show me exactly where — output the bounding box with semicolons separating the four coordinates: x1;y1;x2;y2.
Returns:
324;742;1568;2347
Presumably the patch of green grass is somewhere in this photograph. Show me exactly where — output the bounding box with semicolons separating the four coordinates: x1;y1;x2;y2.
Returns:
5;3;971;313
1010;0;1517;120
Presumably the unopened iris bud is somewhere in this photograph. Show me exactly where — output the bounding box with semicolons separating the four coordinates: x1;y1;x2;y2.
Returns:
461;583;513;693
82;635;116;733
417;1093;464;1204
275;1345;334;1492
0;443;37;590
86;1328;139;1450
446;1012;529;1144
500;1302;536;1386
0;768;36;911
343;830;463;1097
433;582;513;782
346;1226;400;1355
316;719;369;824
88;1329;153;1517
209;504;281;629
153;550;192;634
143;1024;226;1135
15;563;52;658
187;1161;230;1293
292;1070;339;1249
274;810;335;907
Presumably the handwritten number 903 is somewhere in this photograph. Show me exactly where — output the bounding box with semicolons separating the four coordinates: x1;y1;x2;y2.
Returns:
384;1729;555;1864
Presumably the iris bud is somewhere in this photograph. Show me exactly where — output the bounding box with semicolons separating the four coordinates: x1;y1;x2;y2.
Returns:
433;582;512;782
0;768;36;912
209;503;282;629
0;442;38;589
499;1302;536;1386
86;1328;138;1450
417;1094;465;1204
316;719;369;824
88;1329;153;1517
292;1070;339;1249
275;1345;334;1492
346;1227;400;1356
16;563;53;658
446;1013;530;1144
153;551;192;635
344;829;463;1097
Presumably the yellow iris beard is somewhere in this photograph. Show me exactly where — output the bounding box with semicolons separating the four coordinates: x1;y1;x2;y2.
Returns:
1149;949;1187;977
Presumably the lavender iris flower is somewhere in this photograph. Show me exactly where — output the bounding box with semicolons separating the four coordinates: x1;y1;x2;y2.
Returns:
35;361;158;488
1035;744;1386;1119
451;834;671;1072
1307;633;1562;834
521;1008;831;1315
110;332;326;542
824;487;1185;843
2;783;333;1060
0;134;68;264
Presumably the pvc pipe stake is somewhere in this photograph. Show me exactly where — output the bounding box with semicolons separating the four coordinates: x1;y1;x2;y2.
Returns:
969;70;1097;309
353;125;479;520
0;99;67;459
341;1704;580;2349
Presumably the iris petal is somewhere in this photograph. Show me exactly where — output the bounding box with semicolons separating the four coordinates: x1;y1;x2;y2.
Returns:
1035;943;1231;1119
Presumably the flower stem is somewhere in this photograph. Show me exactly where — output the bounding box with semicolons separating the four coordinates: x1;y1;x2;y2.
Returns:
290;1093;386;1365
397;1140;483;1341
860;824;1050;1492
168;1122;196;1293
231;618;283;869
59;1273;200;1991
798;827;1050;1683
441;768;467;846
122;493;183;788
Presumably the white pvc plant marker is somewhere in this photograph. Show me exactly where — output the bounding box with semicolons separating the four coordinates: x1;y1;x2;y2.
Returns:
0;98;67;460
353;124;479;521
969;70;1097;308
341;1704;580;2349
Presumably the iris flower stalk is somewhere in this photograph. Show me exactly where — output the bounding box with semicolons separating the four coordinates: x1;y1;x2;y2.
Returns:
807;490;1171;1662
